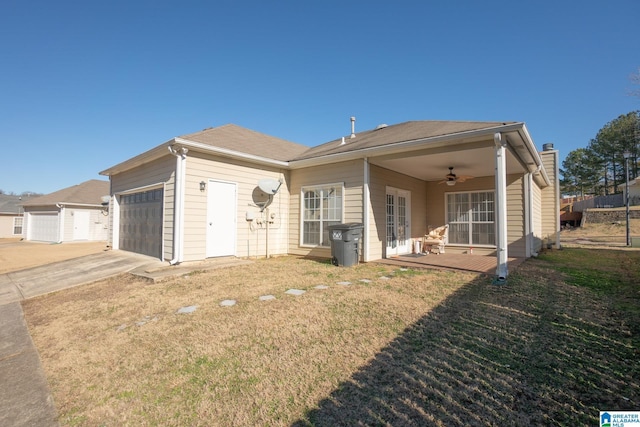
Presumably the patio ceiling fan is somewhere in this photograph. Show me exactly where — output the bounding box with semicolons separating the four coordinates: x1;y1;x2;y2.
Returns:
438;167;474;186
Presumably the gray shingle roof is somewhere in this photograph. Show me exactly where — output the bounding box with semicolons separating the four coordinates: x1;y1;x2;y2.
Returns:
293;120;514;160
179;124;310;162
0;194;39;214
21;180;109;207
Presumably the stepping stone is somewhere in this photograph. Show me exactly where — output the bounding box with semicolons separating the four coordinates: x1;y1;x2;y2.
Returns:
399;268;409;272
314;285;329;290
285;289;306;296
177;305;198;314
259;295;276;301
378;276;390;280
336;281;351;286
220;300;237;307
359;279;372;283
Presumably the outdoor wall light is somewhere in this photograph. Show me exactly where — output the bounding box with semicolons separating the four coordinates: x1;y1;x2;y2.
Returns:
200;181;206;192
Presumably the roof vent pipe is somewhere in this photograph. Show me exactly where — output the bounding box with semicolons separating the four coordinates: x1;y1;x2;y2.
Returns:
350;116;356;139
341;136;346;145
543;143;554;151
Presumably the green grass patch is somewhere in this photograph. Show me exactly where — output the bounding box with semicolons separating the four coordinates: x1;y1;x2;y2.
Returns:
538;248;640;319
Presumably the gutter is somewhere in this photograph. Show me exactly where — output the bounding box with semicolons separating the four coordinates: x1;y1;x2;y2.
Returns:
26;202;103;208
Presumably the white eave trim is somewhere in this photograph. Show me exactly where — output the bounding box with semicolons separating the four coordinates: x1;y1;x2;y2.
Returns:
23;202;103;208
173;138;289;167
100;137;290;176
514;124;551;187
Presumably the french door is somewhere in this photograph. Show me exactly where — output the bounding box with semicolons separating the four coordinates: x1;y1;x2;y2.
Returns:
386;187;411;256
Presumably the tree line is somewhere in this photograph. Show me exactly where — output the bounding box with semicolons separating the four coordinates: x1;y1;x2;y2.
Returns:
561;111;639;197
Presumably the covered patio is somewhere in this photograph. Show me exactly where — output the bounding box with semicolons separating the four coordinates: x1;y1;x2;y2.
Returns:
374;253;527;276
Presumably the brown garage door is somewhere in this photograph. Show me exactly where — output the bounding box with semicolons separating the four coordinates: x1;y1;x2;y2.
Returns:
119;188;163;259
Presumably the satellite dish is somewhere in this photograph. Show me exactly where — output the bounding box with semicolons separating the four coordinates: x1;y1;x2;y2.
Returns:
258;179;282;195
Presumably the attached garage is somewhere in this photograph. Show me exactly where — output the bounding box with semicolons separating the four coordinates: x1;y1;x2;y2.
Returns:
28;212;60;242
118;188;163;258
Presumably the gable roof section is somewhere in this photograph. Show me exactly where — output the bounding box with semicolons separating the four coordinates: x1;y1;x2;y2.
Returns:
293;121;514;160
21;180;109;207
178;124;309;161
101;124;310;176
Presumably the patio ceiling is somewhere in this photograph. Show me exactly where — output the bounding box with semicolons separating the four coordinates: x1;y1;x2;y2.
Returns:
369;142;525;182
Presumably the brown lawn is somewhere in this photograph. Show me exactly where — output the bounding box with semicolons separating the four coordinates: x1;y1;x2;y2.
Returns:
23;249;640;426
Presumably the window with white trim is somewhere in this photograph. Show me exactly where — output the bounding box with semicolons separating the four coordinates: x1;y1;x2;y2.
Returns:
13;217;23;235
302;184;343;247
446;191;495;246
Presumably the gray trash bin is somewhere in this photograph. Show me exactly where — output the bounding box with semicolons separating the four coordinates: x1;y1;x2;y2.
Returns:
329;223;363;267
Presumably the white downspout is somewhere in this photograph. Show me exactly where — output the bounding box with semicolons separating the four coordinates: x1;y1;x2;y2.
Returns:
168;145;188;265
524;173;532;258
363;157;370;262
494;133;508;282
56;203;65;243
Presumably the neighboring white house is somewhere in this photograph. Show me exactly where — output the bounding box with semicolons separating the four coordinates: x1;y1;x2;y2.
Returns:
21;180;110;243
100;121;561;279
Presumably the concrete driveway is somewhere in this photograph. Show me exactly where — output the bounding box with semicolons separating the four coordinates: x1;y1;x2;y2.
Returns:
0;250;164;306
0;244;254;426
0;249;164;427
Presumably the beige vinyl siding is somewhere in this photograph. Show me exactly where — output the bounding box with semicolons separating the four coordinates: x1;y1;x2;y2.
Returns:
184;153;289;261
540;150;560;244
0;216;11;238
506;175;526;257
425;174;527;257
0;215;21;238
531;180;543;253
110;155;175;260
368;164;427;260
289;160;364;258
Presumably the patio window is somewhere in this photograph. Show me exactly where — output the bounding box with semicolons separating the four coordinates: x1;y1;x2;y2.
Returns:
446;191;495;246
301;184;343;247
13;217;23;235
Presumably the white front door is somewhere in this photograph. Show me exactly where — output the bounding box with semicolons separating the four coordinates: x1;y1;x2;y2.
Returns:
206;180;237;258
385;187;411;256
73;211;90;240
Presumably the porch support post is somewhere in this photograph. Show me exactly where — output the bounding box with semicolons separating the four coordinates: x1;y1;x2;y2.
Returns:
363;157;370;262
494;132;508;282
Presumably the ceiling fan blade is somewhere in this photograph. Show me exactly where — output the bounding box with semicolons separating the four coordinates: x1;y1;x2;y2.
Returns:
456;175;475;183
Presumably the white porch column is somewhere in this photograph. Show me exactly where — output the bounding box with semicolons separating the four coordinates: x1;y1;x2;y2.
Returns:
494;132;508;281
363;157;370;262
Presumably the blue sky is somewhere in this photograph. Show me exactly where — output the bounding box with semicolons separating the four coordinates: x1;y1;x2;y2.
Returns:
1;0;638;194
